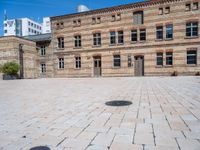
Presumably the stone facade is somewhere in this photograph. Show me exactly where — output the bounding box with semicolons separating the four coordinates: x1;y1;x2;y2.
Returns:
51;0;200;77
0;36;38;79
0;0;200;78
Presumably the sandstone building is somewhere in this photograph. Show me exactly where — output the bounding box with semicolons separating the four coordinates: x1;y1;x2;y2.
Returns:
0;0;200;79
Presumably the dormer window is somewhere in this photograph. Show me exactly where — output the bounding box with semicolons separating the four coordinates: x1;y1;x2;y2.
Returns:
111;15;116;22
186;3;191;11
92;17;101;24
159;8;163;15
165;7;170;14
56;22;64;29
73;19;81;27
133;11;144;25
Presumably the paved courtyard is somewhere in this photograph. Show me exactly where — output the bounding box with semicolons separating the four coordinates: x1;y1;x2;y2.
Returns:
0;77;200;150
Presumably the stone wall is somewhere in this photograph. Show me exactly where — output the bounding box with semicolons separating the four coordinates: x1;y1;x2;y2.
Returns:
51;0;200;77
0;36;38;79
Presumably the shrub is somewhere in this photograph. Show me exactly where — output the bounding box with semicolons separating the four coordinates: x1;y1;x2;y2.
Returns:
2;62;20;75
0;64;2;73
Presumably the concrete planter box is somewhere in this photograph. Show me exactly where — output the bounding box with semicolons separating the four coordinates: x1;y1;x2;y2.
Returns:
3;74;19;80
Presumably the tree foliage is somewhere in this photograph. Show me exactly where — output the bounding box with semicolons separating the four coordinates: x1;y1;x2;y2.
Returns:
2;62;20;75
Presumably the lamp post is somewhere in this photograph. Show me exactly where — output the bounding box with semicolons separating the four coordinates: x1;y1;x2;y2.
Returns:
19;44;24;79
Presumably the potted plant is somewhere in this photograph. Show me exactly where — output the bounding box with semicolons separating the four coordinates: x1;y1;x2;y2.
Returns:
2;62;20;80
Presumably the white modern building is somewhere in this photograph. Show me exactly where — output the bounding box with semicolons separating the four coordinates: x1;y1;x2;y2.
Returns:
42;17;51;34
3;17;51;37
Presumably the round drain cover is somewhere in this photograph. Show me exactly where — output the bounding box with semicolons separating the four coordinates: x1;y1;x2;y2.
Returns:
105;100;132;106
30;146;50;150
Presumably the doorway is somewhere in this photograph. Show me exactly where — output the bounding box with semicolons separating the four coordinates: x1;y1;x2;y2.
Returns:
93;56;101;77
134;56;144;76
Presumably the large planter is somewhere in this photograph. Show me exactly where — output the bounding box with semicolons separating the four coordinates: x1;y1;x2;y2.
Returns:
3;74;19;80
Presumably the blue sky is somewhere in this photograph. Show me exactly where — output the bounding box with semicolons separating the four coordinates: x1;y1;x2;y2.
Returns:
0;0;142;36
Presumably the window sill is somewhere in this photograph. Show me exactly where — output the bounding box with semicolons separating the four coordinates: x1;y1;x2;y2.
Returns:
186;64;197;67
139;40;146;43
117;43;124;45
109;44;116;46
165;38;173;41
73;47;82;49
131;41;137;44
164;65;173;68
74;68;81;70
155;65;163;68
92;45;101;48
58;68;64;70
185;36;199;39
113;67;121;69
57;48;64;50
155;39;163;42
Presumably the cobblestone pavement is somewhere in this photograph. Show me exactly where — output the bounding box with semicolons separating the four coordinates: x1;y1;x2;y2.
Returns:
0;77;200;150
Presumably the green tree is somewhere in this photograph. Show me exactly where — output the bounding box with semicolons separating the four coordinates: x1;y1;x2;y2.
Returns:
2;62;20;75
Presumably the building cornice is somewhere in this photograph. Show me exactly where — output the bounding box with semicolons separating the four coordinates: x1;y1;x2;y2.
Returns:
51;0;182;20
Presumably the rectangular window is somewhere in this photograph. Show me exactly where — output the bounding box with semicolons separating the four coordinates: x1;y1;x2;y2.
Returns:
166;52;173;65
165;7;170;14
113;55;121;67
111;15;116;21
73;19;81;27
58;37;64;49
128;55;132;67
116;13;121;21
92;18;96;24
156;52;163;66
159;8;163;15
93;33;101;46
133;11;144;25
186;22;198;37
186;3;191;11
40;45;46;56
187;50;197;65
118;31;124;44
41;63;46;73
75;57;81;69
156;26;163;40
4;30;7;33
74;35;81;48
193;2;199;10
97;17;101;24
131;30;137;42
166;24;173;39
110;31;116;45
140;29;146;41
58;58;64;69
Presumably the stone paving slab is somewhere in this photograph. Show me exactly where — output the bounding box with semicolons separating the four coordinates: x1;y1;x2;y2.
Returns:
0;77;200;150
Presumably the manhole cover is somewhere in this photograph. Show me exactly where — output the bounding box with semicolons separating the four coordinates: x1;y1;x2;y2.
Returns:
105;100;132;106
30;146;50;150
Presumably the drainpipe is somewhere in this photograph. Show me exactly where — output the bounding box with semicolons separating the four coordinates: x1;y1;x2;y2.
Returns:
19;43;24;79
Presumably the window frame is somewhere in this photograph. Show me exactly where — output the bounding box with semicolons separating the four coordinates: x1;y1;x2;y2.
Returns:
40;45;46;56
113;55;121;68
110;31;116;45
156;26;163;40
131;30;138;42
58;58;64;69
186;22;198;37
166;24;173;39
57;37;64;49
75;56;81;69
74;35;82;48
156;52;163;66
133;11;144;25
118;31;124;44
187;50;197;65
140;29;146;41
166;52;173;66
41;63;46;73
93;33;101;46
